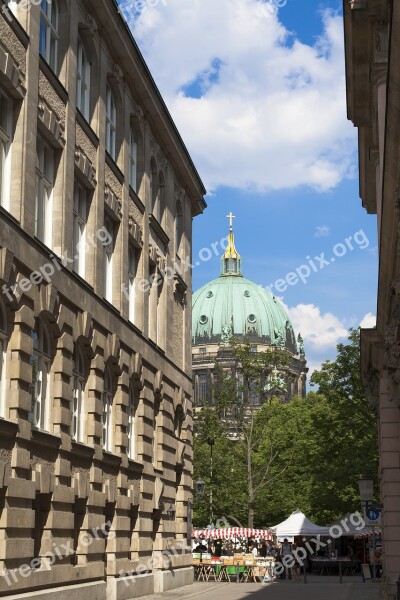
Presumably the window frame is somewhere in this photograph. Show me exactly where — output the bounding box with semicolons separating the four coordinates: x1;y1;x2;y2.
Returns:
105;83;117;160
72;345;86;443
39;0;59;73
103;213;115;303
128;244;138;324
0;303;7;418
73;181;87;277
127;384;137;461
76;35;91;121
102;365;113;452
30;319;51;431
35;135;54;248
0;91;12;212
129;125;138;193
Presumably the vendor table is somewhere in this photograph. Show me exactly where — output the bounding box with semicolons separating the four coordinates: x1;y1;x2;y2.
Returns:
310;559;358;576
193;559;275;583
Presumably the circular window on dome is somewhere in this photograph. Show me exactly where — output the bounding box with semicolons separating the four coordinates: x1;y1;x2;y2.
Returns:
199;315;208;324
248;314;257;324
206;291;213;298
244;290;251;297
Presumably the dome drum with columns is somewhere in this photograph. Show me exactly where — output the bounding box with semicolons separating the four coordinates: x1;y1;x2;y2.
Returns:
192;215;308;406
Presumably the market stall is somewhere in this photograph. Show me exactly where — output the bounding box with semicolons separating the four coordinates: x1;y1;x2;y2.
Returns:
271;509;330;539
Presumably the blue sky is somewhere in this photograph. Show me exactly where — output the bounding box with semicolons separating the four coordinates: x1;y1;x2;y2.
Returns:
119;0;378;375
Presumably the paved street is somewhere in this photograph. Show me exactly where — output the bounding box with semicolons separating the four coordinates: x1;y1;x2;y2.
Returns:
145;579;381;600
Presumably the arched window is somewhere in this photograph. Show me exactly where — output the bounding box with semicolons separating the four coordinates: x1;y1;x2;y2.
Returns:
129;125;138;192
127;383;137;461
105;83;117;159
0;302;7;418
31;319;51;431
150;158;158;216
40;0;59;73
102;365;113;452
76;35;91;120
72;345;86;443
158;172;165;225
175;200;183;257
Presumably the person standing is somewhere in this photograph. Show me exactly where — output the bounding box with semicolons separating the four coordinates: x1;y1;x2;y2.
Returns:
281;538;292;580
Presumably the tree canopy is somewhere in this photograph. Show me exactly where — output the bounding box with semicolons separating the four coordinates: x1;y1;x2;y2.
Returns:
192;329;378;528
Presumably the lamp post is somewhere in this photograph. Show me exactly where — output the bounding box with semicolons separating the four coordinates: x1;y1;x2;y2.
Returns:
207;437;215;525
187;478;206;544
358;477;376;582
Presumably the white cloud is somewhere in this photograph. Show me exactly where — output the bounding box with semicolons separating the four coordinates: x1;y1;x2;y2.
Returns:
123;0;357;193
359;312;376;329
285;303;348;377
314;225;330;237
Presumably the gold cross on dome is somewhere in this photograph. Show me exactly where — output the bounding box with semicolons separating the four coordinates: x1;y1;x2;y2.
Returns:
226;212;236;229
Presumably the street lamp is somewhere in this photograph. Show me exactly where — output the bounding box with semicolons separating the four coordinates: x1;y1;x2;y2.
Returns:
207;437;215;525
358;477;374;507
195;478;206;498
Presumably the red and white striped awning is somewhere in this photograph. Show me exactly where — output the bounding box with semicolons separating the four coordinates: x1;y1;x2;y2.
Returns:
192;528;273;540
354;529;382;539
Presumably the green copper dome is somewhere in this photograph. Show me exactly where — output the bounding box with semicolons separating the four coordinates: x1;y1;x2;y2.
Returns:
192;216;297;352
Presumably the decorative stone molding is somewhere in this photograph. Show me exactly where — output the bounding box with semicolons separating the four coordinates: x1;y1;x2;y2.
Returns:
32;464;55;495
129;484;140;508
0;461;10;489
85;13;98;35
149;243;158;265
0;44;26;98
174;273;187;305
374;21;389;61
112;63;124;86
130;351;143;382
363;369;379;409
128;216;143;247
349;0;367;8
132;101;144;124
73;472;89;500
38;96;65;148
0;247;14;283
105;184;122;220
385;369;400;407
154;369;163;400
75;147;96;188
104;478;117;505
76;311;93;343
105;332;121;366
39;283;59;319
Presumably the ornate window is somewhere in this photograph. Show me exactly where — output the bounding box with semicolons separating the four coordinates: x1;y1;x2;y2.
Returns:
72;345;86;443
157;171;165;224
0;302;7;418
35;135;54;247
76;36;91;120
102;365;113;452
0;91;12;211
129;126;137;192
127;384;137;461
30;319;51;431
103;213;115;303
175;200;183;256
128;244;138;324
73;181;87;277
105;83;117;160
40;0;59;73
150;158;158;216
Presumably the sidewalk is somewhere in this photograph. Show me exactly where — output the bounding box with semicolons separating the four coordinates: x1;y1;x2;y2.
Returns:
143;578;381;600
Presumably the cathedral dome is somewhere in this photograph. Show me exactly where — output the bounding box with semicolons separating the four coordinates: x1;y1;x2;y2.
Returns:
192;216;298;353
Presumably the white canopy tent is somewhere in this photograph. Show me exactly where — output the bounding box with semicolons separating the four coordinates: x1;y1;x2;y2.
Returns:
272;509;330;537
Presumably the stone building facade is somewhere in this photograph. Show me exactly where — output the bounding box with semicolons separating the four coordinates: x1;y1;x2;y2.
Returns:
344;1;400;597
0;0;206;598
